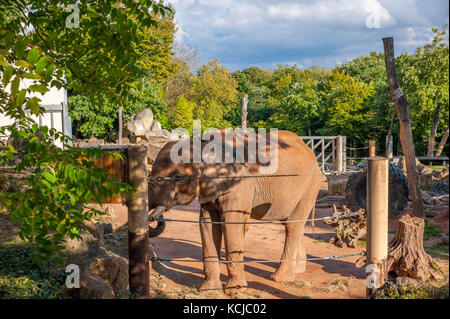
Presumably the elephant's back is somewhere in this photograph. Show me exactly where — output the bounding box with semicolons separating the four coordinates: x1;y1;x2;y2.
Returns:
276;131;321;174
250;130;322;221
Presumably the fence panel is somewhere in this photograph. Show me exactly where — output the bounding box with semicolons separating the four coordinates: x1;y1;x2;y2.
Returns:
299;136;346;174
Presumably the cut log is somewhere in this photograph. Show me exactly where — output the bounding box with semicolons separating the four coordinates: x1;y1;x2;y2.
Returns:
322;205;367;248
386;214;444;281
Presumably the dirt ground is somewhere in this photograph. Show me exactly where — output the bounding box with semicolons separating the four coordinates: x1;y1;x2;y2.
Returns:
147;200;449;299
1;199;448;299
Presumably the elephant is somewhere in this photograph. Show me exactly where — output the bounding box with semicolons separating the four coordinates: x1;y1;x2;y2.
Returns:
147;130;323;294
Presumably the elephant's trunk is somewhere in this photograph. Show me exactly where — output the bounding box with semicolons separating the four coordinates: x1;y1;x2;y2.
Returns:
148;182;158;211
148;205;166;238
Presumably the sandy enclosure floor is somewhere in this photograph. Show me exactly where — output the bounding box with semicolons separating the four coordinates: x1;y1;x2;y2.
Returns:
1;199;448;299
149;200;368;299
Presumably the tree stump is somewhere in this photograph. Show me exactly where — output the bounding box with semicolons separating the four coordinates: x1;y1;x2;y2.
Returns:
386;214;444;281
322;205;366;248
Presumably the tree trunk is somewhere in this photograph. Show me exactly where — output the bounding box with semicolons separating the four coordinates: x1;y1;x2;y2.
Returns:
427;102;442;156
118;104;123;145
383;37;424;218
241;93;248;132
435;125;449;157
386;214;444;281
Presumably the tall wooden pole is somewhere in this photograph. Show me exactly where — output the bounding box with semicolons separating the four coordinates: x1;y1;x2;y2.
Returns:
369;140;376;157
366;157;389;298
241;93;248;132
118;104;123;145
382;37;424;218
128;146;150;298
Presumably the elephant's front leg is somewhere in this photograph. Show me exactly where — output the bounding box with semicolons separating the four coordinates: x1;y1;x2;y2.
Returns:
199;204;223;291
220;194;252;294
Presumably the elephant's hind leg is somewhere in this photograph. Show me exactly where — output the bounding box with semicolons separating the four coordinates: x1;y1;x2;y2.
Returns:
270;221;305;282
271;187;318;282
199;204;223;291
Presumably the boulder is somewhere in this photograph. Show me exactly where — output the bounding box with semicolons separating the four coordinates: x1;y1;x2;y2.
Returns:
150;119;161;132
79;271;115;299
170;129;190;141
133;108;154;132
124;108;186;143
90;254;129;299
126;121;147;138
327;174;348;195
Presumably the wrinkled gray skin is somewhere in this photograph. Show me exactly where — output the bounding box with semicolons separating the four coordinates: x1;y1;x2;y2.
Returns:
147;130;322;294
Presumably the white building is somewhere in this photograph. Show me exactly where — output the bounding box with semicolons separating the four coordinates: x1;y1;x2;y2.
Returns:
0;79;72;148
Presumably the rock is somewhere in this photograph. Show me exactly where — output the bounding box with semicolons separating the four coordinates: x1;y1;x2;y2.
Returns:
102;223;113;234
144;128;170;139
126;121;147;138
169;129;189;141
442;236;449;245
124;108;178;142
63;232;99;254
90;254;129;299
327;174;348;195
135;136;172;164
150;119;161;132
79;271;115;299
133;108;154;131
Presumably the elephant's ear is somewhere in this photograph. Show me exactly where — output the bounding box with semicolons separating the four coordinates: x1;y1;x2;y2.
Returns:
197;162;248;204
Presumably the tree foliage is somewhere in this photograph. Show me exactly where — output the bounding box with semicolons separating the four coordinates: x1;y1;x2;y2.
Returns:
397;26;449;155
0;0;170;263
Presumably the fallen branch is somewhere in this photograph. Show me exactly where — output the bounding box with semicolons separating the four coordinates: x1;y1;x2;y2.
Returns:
322;205;367;248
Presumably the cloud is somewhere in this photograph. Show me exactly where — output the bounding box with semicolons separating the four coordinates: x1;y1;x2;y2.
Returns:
168;0;449;71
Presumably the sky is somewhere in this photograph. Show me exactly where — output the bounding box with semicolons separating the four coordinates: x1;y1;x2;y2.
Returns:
167;0;449;71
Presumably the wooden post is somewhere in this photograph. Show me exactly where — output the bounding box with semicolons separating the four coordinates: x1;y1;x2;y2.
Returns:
321;139;325;173
343;136;347;172
241;93;248;132
366;157;389;298
383;37;424;218
385;135;393;161
336;135;343;173
128;146;150;298
332;138;336;170
118;104;123;145
369;140;376;157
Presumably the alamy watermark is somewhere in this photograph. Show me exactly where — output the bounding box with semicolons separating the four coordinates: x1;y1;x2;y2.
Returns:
65;4;80;29
366;264;381;289
65;264;80;288
169;120;279;174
